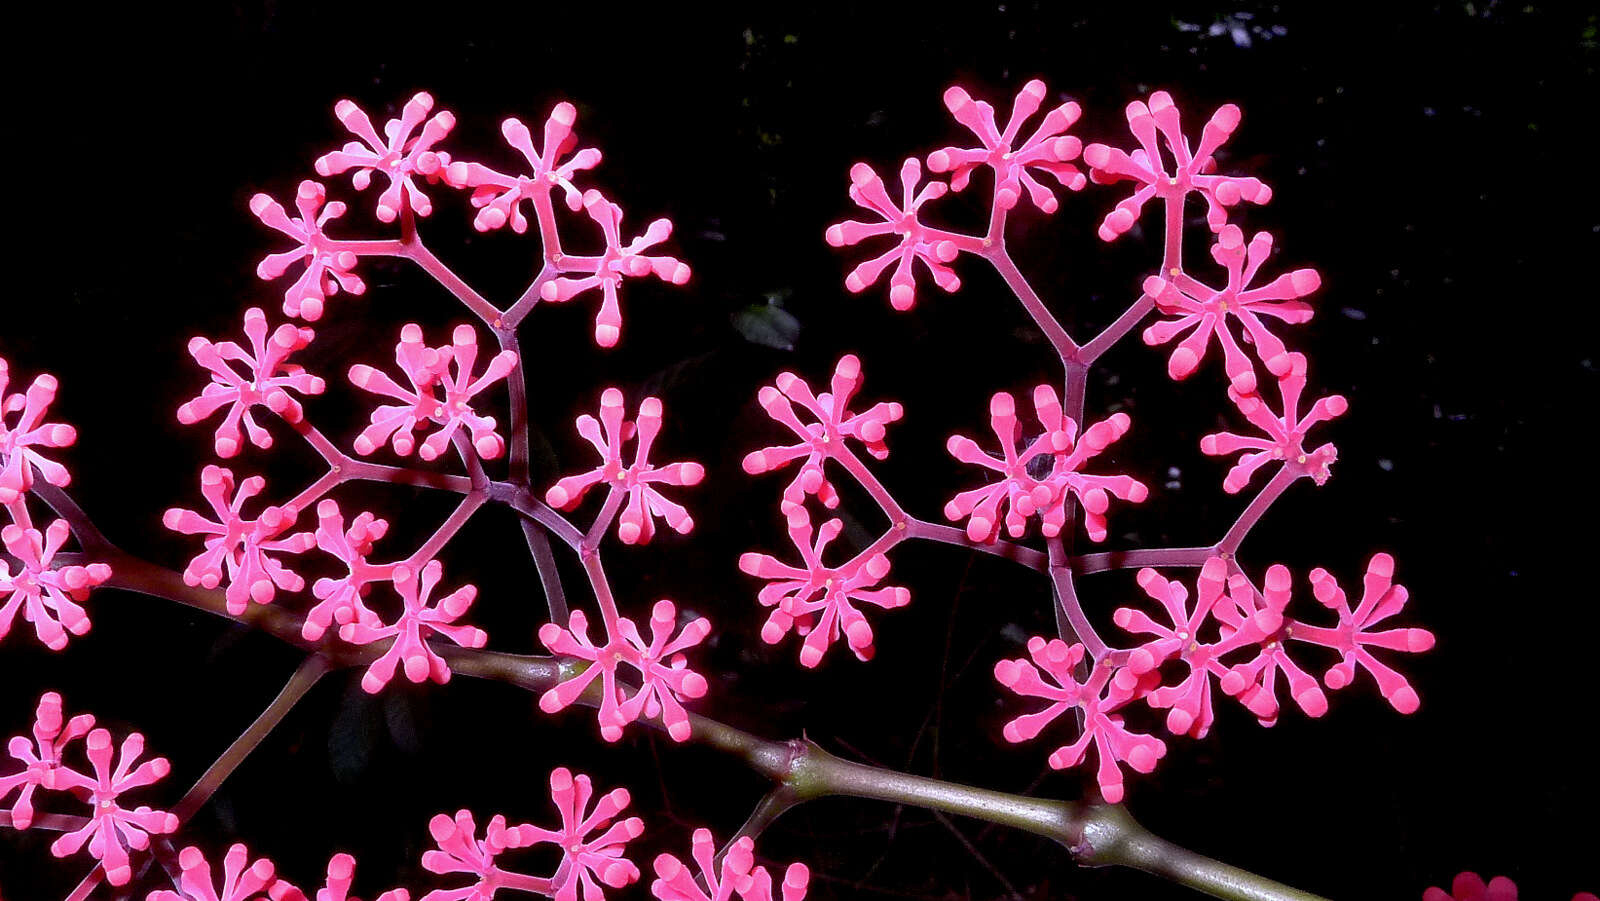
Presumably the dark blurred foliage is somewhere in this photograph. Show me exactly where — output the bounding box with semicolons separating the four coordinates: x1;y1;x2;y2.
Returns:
2;2;1596;899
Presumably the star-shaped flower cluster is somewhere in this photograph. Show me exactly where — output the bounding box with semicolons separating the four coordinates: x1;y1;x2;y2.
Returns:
546;389;704;546
741;355;903;516
316;91;456;223
651;828;810;901
349;324;519;461
443;101;601;232
420;768;643;901
928;79;1086;213
739;508;910;667
994;637;1166;804
176;308;327;458
250;181;367;322
539;191;691;348
1140;225;1320;392
1;692;94;830
0;358;76;507
1201;352;1346;493
944;387;1147;543
162;466;314;615
47;725;179;885
1;519;112;650
1084;90;1272;240
339;559;487;694
538;601;710;742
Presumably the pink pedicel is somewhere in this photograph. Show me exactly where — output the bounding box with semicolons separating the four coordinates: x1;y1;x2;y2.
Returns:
0;358;76;506
994;637;1166;804
349;323;518;462
444;101;602;231
0;519;110;650
338;559;487;694
741;354;903;515
1083;90;1272;240
177;308;327;458
147;844;282;901
825;158;972;311
1201;351;1346;493
267;852;410;901
316;91;456;224
928;79;1086;213
304;499;394;642
251;180;367;322
538;601;711;742
651;828;809;901
163;466;315;615
1140;225;1320;393
1;692;94;829
944;387;1147;543
739;508;910;667
539;191;691;348
48;727;178;885
545;389;704;546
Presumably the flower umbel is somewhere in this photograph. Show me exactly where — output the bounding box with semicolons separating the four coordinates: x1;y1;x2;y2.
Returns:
928;79;1086;213
739;508;910;667
163;466;314;614
825;158;972;311
316;91;456;223
651;828;810;901
176;308;327;458
1201;352;1346;492
1;692;94;830
250;181;366;322
338;559;487;694
349;324;518;461
49;727;179;885
1140;225;1319;392
444;101;602;232
0;359;76;506
1;519;111;650
538;602;711;742
540;190;690;348
944;387;1147;543
546;389;704;546
994;638;1166;803
1084;90;1272;240
741;355;903;516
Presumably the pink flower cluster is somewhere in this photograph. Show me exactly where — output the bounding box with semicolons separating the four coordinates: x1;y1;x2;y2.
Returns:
545;389;705;546
944;388;1146;543
348;323;518;462
538;600;711;742
1000;552;1432;800
252;94;691;348
1422;872;1597;901
1;693;177;886
150;844;409;901
3;688;815;901
652;828;810;901
779;80;1429;802
1;360;113;652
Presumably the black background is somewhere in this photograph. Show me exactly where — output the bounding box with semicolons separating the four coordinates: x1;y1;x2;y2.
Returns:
2;3;1596;899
